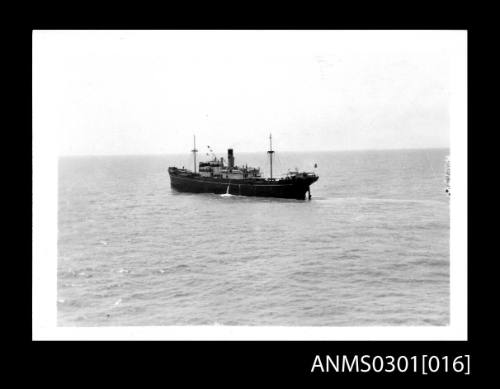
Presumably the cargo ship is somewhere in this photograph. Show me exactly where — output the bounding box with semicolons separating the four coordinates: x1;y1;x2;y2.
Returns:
168;135;318;200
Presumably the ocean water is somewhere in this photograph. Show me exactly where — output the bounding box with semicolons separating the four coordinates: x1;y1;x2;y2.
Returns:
58;149;449;326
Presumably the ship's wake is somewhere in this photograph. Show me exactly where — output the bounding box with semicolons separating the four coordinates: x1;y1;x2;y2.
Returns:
220;184;232;197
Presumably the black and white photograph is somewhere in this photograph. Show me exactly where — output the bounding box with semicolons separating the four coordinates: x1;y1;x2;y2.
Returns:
32;30;467;340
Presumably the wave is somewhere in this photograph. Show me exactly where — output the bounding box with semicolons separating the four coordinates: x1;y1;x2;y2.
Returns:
315;196;445;205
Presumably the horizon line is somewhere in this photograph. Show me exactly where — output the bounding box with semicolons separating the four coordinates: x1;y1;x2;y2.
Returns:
58;146;450;158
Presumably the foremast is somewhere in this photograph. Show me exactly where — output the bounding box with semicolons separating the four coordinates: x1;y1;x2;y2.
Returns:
267;133;275;179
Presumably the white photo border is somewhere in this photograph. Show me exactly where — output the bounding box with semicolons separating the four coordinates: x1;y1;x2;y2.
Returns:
32;30;467;341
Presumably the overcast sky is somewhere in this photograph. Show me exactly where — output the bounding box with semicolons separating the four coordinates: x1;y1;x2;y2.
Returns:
33;30;459;156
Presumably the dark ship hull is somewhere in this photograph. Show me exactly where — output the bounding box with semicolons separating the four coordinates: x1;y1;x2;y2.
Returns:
168;167;318;200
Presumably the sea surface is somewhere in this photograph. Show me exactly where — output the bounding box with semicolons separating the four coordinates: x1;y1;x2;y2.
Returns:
58;149;450;326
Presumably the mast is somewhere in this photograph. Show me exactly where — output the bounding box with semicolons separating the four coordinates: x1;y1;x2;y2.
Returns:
191;135;198;173
267;133;275;179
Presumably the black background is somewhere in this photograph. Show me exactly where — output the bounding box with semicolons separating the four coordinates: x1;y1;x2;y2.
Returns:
21;4;483;384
